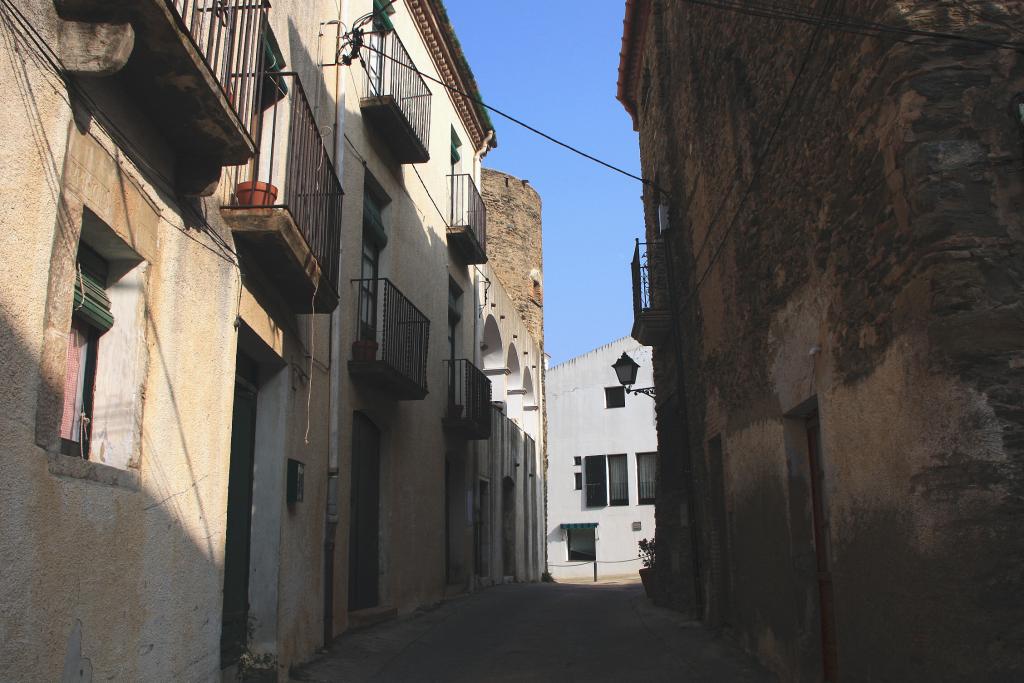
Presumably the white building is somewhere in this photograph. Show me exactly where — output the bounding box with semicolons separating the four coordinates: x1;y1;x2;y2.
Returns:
547;338;658;580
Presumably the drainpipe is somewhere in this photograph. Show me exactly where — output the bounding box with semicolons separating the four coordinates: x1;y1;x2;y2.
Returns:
324;0;350;648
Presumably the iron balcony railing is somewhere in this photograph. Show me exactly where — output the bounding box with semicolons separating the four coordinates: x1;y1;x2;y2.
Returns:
353;278;430;393
229;72;343;287
444;358;492;437
632;239;667;318
169;0;269;143
448;174;486;246
363;30;432;150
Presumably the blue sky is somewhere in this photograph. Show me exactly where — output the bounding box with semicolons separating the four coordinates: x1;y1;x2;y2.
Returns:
443;1;644;366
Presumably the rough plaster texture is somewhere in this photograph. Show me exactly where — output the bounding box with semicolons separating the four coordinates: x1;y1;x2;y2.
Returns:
625;1;1024;680
0;1;335;680
546;338;658;580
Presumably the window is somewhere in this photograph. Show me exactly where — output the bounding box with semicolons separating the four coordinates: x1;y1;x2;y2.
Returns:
573;472;582;491
584;455;607;507
573;456;581;466
605;386;625;409
448;278;462;360
567;528;596;561
60;244;113;458
608;454;628;506
359;190;387;341
637;452;657;505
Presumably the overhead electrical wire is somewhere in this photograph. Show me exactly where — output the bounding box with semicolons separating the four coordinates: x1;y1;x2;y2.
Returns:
0;0;241;268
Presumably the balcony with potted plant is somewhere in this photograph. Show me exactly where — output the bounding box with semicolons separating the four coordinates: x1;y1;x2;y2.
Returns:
221;72;342;313
349;278;430;400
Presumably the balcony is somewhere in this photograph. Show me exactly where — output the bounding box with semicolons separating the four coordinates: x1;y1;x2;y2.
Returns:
221;73;342;313
443;359;492;440
349;279;430;400
447;175;487;264
57;0;269;191
631;239;672;346
359;31;431;164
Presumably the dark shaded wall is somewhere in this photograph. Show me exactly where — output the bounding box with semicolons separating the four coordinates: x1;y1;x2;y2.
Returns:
630;1;1024;680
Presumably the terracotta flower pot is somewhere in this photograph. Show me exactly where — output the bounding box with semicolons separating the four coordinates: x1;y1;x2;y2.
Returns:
639;567;652;596
352;339;378;361
235;181;278;207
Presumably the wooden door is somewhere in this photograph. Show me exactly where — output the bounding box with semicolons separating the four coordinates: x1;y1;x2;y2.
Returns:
221;358;259;666
807;415;839;681
348;412;381;611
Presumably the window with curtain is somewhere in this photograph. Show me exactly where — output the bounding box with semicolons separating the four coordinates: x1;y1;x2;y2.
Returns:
584;455;607;507
637;452;657;505
608;454;628;506
359;191;386;341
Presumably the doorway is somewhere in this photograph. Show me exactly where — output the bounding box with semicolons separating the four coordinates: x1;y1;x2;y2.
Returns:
476;479;490;577
221;353;259;667
501;476;515;577
807;414;839;681
348;412;381;611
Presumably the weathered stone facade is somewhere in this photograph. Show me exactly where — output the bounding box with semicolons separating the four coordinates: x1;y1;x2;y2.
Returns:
481;168;545;348
619;1;1024;680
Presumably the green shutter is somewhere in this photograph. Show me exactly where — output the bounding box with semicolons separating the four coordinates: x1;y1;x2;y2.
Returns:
72;245;113;333
372;0;394;31
450;127;462;165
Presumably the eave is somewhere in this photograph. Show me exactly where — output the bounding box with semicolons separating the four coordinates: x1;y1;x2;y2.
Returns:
616;0;652;132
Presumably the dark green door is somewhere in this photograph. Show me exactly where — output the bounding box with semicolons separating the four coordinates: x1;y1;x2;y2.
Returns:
348;412;381;611
221;355;259;666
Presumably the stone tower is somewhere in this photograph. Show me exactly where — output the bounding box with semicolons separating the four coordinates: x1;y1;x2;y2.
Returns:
481;168;544;348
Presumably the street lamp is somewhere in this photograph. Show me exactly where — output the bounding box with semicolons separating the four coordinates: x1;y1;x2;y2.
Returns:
611;352;656;399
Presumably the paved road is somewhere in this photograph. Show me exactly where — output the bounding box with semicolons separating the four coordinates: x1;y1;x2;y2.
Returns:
292;578;775;682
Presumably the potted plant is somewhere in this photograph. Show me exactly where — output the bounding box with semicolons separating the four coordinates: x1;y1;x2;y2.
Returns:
638;537;655;596
234;180;279;207
351;338;378;361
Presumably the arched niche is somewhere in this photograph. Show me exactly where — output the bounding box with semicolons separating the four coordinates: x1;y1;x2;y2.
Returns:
481;315;506;404
506;344;523;422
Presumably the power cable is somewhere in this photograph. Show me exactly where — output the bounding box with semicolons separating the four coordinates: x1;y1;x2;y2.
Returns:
683;0;843;308
0;0;241;268
344;37;656;192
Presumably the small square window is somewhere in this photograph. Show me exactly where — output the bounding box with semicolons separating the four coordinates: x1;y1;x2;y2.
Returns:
605;386;625;409
574;472;582;491
573;456;581;466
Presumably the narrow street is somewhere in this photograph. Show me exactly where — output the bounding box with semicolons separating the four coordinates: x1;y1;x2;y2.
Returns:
293;578;774;682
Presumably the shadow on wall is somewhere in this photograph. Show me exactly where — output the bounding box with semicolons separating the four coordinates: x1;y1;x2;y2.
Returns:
1;296;236;681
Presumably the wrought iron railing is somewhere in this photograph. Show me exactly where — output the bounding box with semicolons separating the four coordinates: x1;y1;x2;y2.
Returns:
352;278;430;392
362;30;432;150
229;72;343;287
444;358;492;436
448;174;486;246
168;0;269;143
631;239;666;318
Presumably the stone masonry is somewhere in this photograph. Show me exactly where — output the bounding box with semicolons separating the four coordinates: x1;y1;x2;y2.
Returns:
619;1;1024;681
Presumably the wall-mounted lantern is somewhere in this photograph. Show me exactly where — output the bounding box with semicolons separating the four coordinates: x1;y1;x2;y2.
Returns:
611;352;656;399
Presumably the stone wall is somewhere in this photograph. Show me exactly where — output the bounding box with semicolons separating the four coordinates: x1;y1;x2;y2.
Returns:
627;0;1024;680
481;168;544;348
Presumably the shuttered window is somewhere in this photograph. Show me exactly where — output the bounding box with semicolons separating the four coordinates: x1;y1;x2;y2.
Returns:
60;244;112;457
584;455;607;507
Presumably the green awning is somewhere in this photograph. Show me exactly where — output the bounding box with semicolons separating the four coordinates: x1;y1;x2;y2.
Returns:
72;244;113;333
560;523;598;530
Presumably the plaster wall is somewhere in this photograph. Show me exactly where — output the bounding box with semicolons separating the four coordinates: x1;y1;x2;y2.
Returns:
546;338;657;580
0;1;338;679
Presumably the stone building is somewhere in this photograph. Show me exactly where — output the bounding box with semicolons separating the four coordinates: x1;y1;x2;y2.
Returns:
546;338;657;581
0;0;544;680
617;1;1023;681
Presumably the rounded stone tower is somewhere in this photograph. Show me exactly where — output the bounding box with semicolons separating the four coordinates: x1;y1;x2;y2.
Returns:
481;168;544;347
